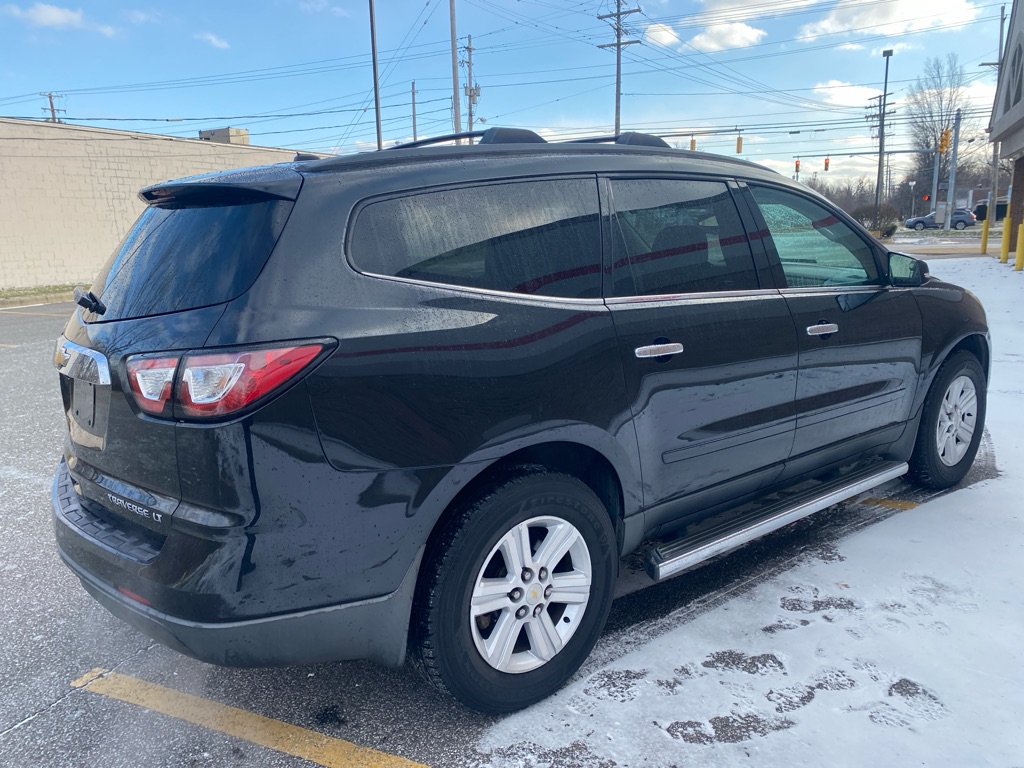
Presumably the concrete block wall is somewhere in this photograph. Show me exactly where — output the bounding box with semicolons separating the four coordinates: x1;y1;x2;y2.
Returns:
0;118;303;290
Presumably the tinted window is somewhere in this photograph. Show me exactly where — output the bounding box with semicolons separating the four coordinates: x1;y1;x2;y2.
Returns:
749;186;879;288
350;179;601;299
91;200;293;321
610;179;758;296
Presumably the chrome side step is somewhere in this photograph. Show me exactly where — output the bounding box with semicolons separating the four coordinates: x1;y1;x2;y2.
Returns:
644;461;908;581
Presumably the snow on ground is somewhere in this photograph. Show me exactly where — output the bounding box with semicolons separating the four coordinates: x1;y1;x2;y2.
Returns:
474;258;1024;767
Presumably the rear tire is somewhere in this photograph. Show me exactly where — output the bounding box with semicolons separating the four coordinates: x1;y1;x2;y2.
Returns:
908;351;986;489
955;221;967;230
412;470;617;713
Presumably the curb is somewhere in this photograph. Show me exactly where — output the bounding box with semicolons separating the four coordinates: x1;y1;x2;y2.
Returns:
0;292;74;309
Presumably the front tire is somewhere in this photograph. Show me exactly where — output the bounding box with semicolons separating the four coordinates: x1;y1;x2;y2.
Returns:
909;351;986;489
914;222;926;231
412;470;617;713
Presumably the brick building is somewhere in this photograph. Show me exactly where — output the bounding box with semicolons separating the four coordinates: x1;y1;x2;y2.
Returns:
0;118;306;290
992;1;1024;248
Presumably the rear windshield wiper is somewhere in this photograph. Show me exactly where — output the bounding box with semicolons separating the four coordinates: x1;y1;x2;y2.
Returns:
74;287;106;316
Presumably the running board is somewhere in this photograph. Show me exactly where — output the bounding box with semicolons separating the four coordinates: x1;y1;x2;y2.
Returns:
644;461;908;582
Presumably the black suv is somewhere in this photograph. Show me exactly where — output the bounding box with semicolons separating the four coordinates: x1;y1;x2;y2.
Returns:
52;128;988;714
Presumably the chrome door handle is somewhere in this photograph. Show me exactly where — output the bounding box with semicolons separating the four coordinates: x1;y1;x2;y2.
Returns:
806;323;839;337
635;342;684;359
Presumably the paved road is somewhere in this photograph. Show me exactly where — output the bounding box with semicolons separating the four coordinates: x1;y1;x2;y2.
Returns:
0;302;992;767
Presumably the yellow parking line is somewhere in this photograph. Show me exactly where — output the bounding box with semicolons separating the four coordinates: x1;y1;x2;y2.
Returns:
71;669;428;768
861;498;919;510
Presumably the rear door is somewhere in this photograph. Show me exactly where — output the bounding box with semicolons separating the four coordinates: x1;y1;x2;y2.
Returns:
605;176;798;528
741;184;922;469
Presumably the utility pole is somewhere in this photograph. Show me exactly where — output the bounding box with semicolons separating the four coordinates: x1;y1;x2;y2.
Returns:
873;49;894;231
464;35;480;143
598;0;639;135
930;148;941;214
944;108;963;231
368;0;383;150
39;92;64;123
411;81;418;141
449;0;462;140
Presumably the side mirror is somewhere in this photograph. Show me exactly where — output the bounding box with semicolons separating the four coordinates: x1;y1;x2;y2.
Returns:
888;252;928;287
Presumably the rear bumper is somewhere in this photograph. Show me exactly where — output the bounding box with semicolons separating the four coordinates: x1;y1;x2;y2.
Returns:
52;458;420;668
59;544;420;668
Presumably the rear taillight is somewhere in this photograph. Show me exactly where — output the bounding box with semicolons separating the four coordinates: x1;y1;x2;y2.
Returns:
179;345;323;418
125;341;330;421
126;356;178;416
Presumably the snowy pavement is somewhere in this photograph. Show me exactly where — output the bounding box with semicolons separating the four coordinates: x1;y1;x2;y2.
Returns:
474;258;1024;767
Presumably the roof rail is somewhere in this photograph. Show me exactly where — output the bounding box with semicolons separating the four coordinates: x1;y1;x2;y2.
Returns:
388;127;547;150
566;132;671;149
388;130;486;149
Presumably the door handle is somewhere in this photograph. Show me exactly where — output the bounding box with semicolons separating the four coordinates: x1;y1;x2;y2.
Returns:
635;342;684;359
806;323;839;337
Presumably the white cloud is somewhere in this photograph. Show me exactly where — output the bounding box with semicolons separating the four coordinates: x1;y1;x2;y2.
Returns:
837;43;864;51
645;22;681;47
799;0;979;42
870;42;915;57
2;2;114;34
695;0;818;11
126;10;160;24
194;31;229;49
813;79;882;107
688;22;767;53
298;0;349;17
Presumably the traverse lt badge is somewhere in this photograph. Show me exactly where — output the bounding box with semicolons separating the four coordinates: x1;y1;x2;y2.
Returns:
106;492;163;523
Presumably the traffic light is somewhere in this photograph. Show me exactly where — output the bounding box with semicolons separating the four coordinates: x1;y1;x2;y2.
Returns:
690;136;696;151
736;135;743;154
824;156;830;172
938;128;952;154
923;194;930;201
795;159;801;173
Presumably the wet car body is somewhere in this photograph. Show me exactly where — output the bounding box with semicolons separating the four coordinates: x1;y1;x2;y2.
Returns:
52;131;989;711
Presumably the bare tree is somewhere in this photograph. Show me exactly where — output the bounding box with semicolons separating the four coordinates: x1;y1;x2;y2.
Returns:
905;54;969;150
903;54;971;185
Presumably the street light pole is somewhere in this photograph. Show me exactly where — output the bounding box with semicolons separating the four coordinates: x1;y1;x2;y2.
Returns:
873;49;893;231
909;180;917;219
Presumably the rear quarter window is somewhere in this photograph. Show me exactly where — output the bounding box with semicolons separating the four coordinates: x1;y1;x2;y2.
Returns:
89;199;293;321
349;178;602;299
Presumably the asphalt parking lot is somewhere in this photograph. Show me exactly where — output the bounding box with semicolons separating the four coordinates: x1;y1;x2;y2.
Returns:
0;300;999;767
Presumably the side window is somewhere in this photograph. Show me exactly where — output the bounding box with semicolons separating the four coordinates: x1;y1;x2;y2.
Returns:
610;179;759;296
349;178;601;299
749;186;880;288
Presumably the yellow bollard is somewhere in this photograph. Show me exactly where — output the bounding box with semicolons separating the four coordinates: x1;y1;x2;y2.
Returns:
1001;216;1013;263
1017;220;1024;268
981;215;990;254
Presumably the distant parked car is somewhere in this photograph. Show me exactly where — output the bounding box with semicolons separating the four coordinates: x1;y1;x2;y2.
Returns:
905;209;976;230
973;201;1007;222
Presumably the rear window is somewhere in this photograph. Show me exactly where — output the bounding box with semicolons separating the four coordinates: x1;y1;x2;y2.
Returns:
349;178;601;299
88;199;293;321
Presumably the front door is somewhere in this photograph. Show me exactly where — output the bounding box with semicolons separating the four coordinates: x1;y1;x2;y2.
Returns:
742;184;923;467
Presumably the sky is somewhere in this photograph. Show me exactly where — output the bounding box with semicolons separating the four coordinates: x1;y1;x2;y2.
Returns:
0;0;1009;183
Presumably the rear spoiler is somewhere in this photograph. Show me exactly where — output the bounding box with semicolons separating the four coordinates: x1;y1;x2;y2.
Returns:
139;165;303;206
